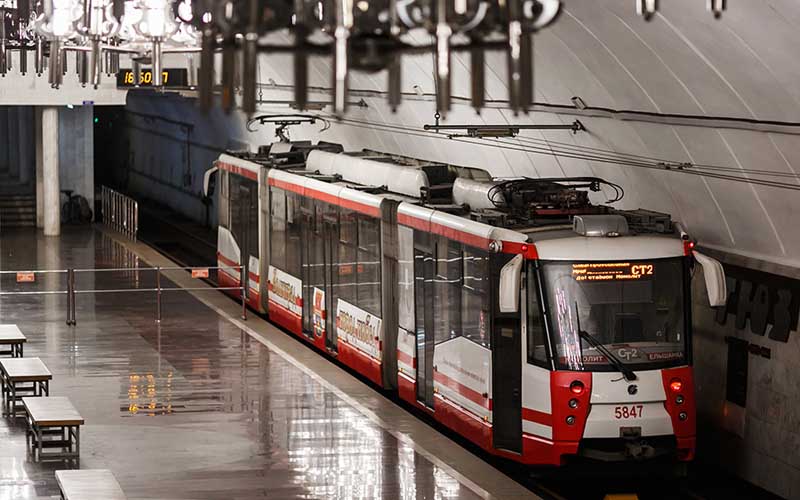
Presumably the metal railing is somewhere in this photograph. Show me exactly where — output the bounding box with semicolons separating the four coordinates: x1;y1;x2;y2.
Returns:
0;266;247;325
101;186;139;240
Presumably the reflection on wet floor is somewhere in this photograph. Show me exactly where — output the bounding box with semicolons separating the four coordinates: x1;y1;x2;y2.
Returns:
0;228;481;499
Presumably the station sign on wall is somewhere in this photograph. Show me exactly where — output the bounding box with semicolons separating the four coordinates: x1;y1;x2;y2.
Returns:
714;263;800;343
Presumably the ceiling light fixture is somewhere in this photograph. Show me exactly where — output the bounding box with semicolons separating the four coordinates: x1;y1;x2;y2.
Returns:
571;96;587;110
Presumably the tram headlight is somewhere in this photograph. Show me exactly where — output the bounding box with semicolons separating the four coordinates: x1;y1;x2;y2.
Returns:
566;415;576;425
678;412;688;421
568;398;578;409
676;395;684;405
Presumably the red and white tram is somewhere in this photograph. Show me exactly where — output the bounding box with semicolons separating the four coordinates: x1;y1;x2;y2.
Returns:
205;145;726;466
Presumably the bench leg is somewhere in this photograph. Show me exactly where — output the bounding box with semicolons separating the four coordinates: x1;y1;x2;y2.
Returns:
25;415;31;457
9;384;15;418
36;424;42;461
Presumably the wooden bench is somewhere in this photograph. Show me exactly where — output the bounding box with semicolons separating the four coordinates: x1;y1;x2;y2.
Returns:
0;324;26;357
55;469;126;500
23;396;84;462
0;357;51;417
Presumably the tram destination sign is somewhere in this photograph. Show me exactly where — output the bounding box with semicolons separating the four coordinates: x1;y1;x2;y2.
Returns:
572;262;654;282
116;68;189;88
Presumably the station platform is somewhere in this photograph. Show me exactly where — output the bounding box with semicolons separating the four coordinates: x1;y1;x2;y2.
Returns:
0;227;537;499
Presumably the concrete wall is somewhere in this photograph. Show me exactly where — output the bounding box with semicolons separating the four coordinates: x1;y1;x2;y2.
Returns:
118;92;252;226
693;255;800;499
0;106;36;195
118;89;800;497
58;106;95;214
112;2;800;492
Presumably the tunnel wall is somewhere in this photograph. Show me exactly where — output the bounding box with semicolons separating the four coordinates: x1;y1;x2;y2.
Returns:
0;106;36;195
58;105;95;215
118;88;800;497
117;92;254;226
693;259;800;499
116;2;800;494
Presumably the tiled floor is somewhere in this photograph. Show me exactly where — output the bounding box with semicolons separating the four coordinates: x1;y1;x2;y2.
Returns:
0;228;534;500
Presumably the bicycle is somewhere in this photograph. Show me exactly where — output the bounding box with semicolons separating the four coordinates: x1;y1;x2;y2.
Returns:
60;189;93;224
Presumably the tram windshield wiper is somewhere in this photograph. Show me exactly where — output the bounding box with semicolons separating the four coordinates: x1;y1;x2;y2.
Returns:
575;303;637;382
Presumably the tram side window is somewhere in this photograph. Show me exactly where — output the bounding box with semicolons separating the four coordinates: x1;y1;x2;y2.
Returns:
462;248;491;348
413;231;431;345
229;178;245;248
357;215;382;316
309;200;326;294
337;208;357;306
527;269;548;366
229;177;258;260
270;187;286;271
434;239;462;344
397;226;415;332
248;188;258;259
219;171;229;229
286;192;302;277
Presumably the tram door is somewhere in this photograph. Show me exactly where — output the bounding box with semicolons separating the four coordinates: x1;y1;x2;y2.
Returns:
236;183;255;300
414;234;435;408
492;259;522;453
323;210;339;351
300;199;314;338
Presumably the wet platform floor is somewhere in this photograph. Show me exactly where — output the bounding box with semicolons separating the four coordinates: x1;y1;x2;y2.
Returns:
0;228;533;500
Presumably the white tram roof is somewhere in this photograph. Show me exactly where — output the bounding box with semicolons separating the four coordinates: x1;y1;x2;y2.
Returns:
215;153;263;177
534;235;685;261
268;167;386;217
398;203;528;251
307;150;430;199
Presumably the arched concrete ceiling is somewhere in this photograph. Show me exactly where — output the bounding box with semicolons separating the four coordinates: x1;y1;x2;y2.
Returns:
131;0;800;269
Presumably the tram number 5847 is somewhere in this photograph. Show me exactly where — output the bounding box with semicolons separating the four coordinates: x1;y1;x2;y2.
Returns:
614;405;644;419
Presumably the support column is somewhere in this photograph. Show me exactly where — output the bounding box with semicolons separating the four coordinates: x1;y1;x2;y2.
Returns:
42;107;60;236
35;107;43;228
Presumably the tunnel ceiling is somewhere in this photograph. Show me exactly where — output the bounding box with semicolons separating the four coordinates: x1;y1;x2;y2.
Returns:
125;0;800;269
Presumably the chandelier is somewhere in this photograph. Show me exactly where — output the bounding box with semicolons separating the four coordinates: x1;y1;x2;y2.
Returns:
0;0;728;115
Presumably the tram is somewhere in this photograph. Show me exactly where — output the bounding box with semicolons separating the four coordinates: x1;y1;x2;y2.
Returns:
204;143;726;466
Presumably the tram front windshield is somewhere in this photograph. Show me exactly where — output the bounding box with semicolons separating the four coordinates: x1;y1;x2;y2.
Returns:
540;258;688;372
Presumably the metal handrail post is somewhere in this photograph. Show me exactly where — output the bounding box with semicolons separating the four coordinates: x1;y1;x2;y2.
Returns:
128;198;133;238
241;266;247;321
65;269;72;325
71;268;77;325
156;267;162;323
66;269;76;326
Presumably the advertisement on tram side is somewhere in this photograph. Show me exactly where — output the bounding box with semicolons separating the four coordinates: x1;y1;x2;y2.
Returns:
249;255;260;291
313;287;326;336
267;266;302;317
336;299;382;359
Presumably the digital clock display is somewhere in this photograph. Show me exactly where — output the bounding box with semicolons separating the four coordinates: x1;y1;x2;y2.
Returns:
116;68;189;88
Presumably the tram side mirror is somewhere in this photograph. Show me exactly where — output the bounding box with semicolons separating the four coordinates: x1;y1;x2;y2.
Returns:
693;251;727;307
203;166;219;198
499;254;524;313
